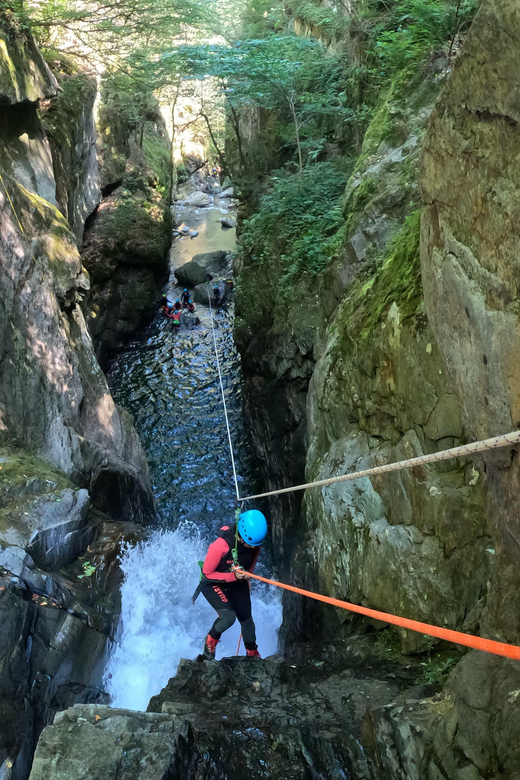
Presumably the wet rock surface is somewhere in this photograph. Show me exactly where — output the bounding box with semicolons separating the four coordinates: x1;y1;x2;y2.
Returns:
30;641;434;780
0;21;156;778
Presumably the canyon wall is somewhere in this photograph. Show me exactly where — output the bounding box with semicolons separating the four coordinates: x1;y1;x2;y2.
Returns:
0;16;167;777
235;0;520;775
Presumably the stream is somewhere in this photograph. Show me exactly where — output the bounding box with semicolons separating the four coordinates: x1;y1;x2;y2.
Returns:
103;189;282;711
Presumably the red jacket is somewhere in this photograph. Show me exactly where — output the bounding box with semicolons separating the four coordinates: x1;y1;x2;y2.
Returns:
202;525;260;583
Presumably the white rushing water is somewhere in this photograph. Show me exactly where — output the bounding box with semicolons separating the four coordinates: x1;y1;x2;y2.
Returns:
104;525;282;711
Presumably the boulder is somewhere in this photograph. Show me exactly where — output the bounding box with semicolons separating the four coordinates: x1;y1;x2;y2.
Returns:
205;176;221;194
220;216;236;228
175;250;232;287
184;191;211;207
193;277;233;306
219;187;234;198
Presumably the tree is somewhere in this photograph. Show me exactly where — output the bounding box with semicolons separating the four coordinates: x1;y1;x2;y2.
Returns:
5;0;206;65
161;35;352;176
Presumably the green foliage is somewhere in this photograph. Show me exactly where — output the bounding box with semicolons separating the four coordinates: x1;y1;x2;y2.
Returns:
364;0;479;82
78;560;97;579
285;0;348;41
242;162;348;286
167;35;353;174
8;0;205;63
99;71;159;140
420;652;459;685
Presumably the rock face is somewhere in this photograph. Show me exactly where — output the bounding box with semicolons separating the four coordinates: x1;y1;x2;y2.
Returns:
0;17;58;104
0;19;156;778
41;70;101;243
29;643;433;780
0;21;58;207
417;0;520;775
235;0;520;775
0;180;154;515
0;444;144;780
81;87;173;367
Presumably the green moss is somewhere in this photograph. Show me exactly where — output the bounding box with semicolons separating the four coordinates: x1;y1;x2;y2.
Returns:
41;72;96;139
0;443;73;534
352;77;406;175
337;209;422;343
94;195;168;262
343;173;376;237
142;134;172;194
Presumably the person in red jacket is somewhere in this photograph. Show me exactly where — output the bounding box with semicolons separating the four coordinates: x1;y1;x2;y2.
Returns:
199;510;268;660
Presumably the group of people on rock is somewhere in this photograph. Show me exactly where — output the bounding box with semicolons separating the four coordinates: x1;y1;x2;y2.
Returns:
158;290;196;327
159;279;235;324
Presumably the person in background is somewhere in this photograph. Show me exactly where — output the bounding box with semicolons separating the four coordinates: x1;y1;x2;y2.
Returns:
187;299;195;314
213;284;221;306
157;293;170;309
173;299;182;312
198;510;268;660
181;288;190;307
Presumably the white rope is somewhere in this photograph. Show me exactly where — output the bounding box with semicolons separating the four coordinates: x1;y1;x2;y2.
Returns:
207;285;240;501
239;429;520;503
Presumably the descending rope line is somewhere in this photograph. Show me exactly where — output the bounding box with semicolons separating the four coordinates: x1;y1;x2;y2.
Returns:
239;429;520;502
244;571;520;661
207;286;240;501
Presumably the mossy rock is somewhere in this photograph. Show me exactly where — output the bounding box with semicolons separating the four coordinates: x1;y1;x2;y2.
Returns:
84;190;169;267
0;442;74;538
0;16;58;104
336;209;423;346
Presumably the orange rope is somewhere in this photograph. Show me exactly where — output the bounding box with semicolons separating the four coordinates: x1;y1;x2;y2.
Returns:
245;571;520;661
236;633;242;656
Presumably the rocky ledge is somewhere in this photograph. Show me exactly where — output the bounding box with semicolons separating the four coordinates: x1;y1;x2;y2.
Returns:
28;638;452;780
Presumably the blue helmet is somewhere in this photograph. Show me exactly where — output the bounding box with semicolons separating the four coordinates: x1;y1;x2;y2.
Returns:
238;510;267;547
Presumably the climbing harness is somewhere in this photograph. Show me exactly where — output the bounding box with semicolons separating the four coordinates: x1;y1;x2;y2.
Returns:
239;429;520;503
0;172;24;234
244;570;520;662
207;285;240;501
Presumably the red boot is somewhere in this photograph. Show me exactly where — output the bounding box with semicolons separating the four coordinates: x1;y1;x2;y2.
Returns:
246;648;261;659
203;634;219;660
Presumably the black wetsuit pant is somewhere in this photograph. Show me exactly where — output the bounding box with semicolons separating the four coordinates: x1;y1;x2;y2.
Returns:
202;580;257;650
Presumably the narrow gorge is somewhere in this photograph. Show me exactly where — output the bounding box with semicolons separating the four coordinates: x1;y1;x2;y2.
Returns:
1;0;519;778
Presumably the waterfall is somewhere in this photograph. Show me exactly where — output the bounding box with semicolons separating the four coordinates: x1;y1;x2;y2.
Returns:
104;526;282;710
